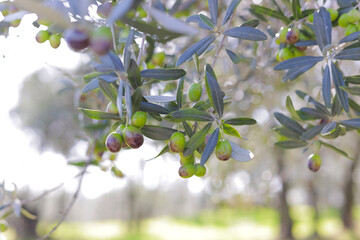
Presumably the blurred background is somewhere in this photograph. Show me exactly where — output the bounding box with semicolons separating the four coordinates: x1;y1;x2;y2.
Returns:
1;0;360;240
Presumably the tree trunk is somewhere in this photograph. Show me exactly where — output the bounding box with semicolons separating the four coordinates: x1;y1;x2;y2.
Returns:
341;138;360;230
277;150;294;240
308;180;319;239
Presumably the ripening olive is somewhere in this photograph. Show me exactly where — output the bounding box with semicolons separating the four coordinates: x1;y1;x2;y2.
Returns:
215;139;232;161
179;152;195;165
90;26;112;55
105;132;123;153
338;14;350;28
308;153;321;172
194;164;206;177
169;132;186;153
286;28;299;44
188;83;202;102
279;48;294;61
178;163;196;178
278;27;289;43
345;24;357;36
36;30;50;43
64;27;90;51
123;126;144;149
327;8;339;21
49;34;61;49
347;9;360;23
131;111;147;128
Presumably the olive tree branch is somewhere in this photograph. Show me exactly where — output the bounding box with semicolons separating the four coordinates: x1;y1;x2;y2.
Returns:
37;159;91;240
211;13;235;68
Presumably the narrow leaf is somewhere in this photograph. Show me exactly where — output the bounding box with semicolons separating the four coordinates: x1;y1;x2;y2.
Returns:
117;80;124;118
123;29;134;72
141;125;178;140
339;31;360;44
334;47;360;60
291;0;301;20
222;0;241;25
147;6;197;35
282;62;318;81
322;64;331;107
183;121;194;137
199;14;215;29
294;40;318;47
286;96;301;121
205;65;224;117
222;123;242;138
320;121;337;135
349;98;360;113
79;108;121;120
143;95;176;103
339;118;360;129
274;127;301;139
223;118;257;125
183;122;212;156
176;34;215;66
176;77;185;108
225;49;242;64
331;62;349;112
146;145;169;161
320;141;353;160
107;0;135;25
223;26;267;41
128;59;142;89
313;7;332;51
140;68;186;80
249;4;291;24
200;127;219;166
228;140;254;162
169;108;214;122
274;56;323;70
125;83;132;119
208;0;218;24
300;107;329;119
131;87;143;113
275;140;308;149
98;79;117;104
344;75;360;84
240;19;260;28
300;124;326;141
341;86;360;95
274;112;304;134
140;102;171;114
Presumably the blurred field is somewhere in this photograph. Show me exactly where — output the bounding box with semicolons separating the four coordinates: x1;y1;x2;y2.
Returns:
3;205;360;240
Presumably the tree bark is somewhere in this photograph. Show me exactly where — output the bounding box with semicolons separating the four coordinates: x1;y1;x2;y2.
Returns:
277;150;294;240
341;138;360;230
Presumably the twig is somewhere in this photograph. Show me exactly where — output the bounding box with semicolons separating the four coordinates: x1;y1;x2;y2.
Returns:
37;160;91;240
137;0;152;65
211;13;235;67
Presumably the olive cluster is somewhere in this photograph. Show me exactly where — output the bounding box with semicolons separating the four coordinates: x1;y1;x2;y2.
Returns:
275;27;306;62
168;132;206;178
35;30;62;49
105;103;146;153
1;5;22;27
168;131;233;178
62;25;113;55
337;9;360;36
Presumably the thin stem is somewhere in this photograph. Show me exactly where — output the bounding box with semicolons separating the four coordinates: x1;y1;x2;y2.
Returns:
37;162;90;240
137;0;152;65
211;13;235;68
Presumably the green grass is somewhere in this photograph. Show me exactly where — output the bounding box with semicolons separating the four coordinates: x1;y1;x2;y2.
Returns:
4;205;360;240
